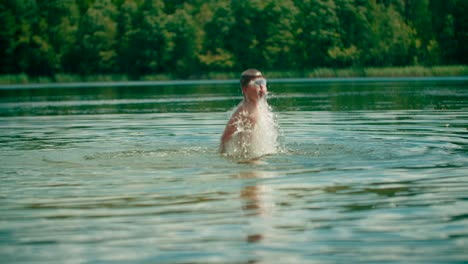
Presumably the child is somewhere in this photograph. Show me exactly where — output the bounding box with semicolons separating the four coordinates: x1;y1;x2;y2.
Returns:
220;69;277;159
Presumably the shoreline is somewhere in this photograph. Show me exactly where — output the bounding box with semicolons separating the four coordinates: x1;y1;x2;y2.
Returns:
1;76;467;90
1;65;467;87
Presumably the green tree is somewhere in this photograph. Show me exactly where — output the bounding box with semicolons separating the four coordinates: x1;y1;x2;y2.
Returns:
228;0;299;71
73;0;118;74
293;0;341;68
115;0;139;78
0;0;463;79
402;0;438;65
123;0;169;77
355;1;415;66
228;0;266;70
0;0;18;73
47;0;81;74
331;0;367;66
453;0;468;64
262;1;299;70
165;3;203;77
3;0;56;76
198;2;235;71
429;0;460;64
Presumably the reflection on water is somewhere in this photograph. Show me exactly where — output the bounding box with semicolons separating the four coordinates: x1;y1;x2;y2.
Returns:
1;79;467;116
0;79;467;263
238;170;278;245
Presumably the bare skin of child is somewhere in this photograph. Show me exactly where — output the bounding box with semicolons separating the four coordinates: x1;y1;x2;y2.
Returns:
220;69;268;154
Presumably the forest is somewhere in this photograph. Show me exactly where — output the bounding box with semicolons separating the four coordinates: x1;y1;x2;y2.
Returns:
1;0;467;79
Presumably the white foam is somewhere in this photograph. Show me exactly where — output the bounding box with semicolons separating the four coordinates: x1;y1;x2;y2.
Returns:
224;99;279;161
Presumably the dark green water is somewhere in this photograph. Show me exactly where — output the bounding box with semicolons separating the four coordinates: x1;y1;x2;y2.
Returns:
1;78;467;263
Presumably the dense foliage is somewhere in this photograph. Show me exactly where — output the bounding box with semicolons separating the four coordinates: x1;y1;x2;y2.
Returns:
1;0;466;79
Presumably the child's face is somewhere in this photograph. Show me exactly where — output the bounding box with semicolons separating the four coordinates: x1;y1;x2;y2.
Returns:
243;78;267;101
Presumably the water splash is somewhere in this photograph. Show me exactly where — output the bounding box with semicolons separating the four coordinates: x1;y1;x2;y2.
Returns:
223;98;279;161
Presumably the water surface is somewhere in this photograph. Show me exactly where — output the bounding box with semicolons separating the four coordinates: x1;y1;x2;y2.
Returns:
1;78;467;263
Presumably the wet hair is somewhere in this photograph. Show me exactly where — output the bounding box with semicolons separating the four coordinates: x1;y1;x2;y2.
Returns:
240;69;263;87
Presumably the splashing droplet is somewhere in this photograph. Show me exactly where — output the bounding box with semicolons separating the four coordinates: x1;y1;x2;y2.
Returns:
223;99;278;161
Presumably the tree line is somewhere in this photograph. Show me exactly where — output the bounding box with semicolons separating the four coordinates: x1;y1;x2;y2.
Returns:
1;0;466;79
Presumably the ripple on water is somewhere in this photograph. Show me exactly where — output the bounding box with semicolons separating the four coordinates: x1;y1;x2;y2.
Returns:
1;81;468;263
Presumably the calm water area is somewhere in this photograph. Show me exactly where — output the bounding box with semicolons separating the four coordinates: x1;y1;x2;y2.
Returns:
1;78;467;263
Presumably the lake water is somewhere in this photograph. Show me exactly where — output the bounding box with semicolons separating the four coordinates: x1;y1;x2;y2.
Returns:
1;78;467;263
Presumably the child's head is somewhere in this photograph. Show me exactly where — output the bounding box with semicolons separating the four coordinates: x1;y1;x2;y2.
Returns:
240;69;267;102
240;69;263;88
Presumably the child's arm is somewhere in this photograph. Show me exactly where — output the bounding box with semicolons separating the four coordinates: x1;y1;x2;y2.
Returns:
220;114;237;153
220;106;245;153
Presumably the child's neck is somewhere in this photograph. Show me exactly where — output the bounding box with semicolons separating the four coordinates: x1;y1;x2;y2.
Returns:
244;98;260;110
